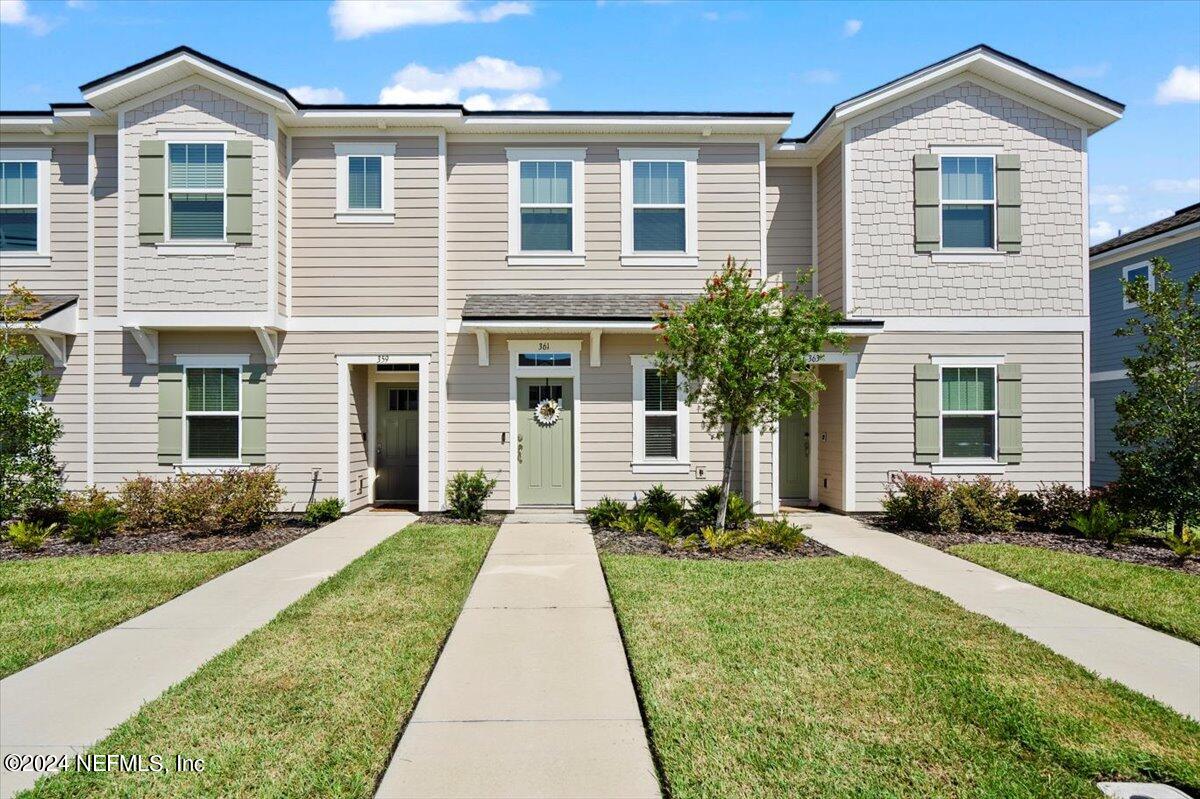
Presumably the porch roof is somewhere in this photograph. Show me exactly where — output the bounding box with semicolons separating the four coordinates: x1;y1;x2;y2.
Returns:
462;293;698;322
1;293;78;322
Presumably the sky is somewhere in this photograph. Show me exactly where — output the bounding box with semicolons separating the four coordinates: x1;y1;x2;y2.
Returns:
2;0;1198;243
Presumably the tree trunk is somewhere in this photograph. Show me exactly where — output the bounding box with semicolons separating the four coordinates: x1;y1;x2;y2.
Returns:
1175;514;1185;541
716;422;738;530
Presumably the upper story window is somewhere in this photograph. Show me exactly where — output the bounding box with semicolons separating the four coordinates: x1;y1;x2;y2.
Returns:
940;365;996;461
168;143;225;240
0;149;50;258
1122;261;1155;310
619;148;698;267
940;155;995;250
506;148;585;266
335;142;395;223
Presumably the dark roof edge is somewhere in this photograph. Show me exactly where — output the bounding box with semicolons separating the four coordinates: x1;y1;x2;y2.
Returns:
462;314;660;322
1089;203;1200;257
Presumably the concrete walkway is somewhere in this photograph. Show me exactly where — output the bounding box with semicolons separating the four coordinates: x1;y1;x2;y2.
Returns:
802;512;1200;721
376;513;660;799
0;509;414;799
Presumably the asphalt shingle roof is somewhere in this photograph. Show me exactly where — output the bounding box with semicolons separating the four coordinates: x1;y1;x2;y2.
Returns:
0;293;78;321
462;293;698;321
1090;203;1200;258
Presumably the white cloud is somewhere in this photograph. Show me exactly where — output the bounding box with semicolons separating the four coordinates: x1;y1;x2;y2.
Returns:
0;0;50;34
842;18;862;37
1089;219;1116;243
1155;65;1200;104
1150;177;1200;193
289;86;347;104
65;0;94;9
1091;184;1129;215
1062;62;1109;80
802;68;838;85
330;0;531;39
379;56;551;109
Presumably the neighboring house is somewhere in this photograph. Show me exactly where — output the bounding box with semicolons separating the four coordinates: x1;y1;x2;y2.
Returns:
1088;203;1200;486
0;44;1122;515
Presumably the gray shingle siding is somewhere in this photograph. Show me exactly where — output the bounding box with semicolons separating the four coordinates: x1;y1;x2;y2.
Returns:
1090;377;1128;487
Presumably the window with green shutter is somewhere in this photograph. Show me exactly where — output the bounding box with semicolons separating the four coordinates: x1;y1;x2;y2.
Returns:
940;366;996;460
168;143;225;240
184;367;240;461
643;368;678;459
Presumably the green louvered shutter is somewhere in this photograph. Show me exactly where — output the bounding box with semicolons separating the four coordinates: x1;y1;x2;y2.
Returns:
997;363;1023;464
226;140;253;244
914;363;940;464
158;365;184;465
139;140;165;244
914;154;940;253
241;364;267;465
996;154;1021;253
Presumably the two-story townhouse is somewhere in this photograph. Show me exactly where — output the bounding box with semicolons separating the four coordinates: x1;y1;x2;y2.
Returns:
1087;203;1200;486
0;44;1122;516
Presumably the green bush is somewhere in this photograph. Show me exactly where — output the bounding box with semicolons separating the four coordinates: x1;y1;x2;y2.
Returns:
447;469;497;522
700;525;748;553
62;487;124;543
303;497;344;526
950;477;1019;534
615;506;654;534
2;520;55;551
118;476;161;531
881;473;958;533
585;497;627;529
1023;482;1092;532
684;485;753;532
638;484;684;523
644;516;682;545
1163;526;1200;561
215;468;285;532
1068;500;1129;548
746;516;809;551
116;468;284;535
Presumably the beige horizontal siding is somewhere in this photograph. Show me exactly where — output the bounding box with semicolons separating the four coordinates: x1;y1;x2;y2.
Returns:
289;136;439;316
42;334;88;491
2;141;88;316
853;331;1085;511
93;135;118;317
765;164;813;293
816;145;844;311
446;141;762;316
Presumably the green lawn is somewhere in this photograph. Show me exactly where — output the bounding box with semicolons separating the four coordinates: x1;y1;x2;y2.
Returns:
20;523;495;799
603;554;1199;799
949;543;1200;645
0;551;259;678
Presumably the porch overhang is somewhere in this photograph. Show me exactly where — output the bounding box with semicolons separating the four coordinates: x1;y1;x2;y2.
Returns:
119;314;282;365
2;294;79;367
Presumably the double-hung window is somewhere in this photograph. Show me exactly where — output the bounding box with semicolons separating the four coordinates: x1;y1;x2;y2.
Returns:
940;366;997;461
631;356;689;471
184;367;240;462
506;148;585;265
643;368;678;459
940;155;995;250
1122;261;1155;309
335;142;395;222
619;148;698;266
168;143;225;240
0;149;49;257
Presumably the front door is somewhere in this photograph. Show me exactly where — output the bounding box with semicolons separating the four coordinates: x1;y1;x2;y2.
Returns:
517;378;573;506
376;384;419;502
779;409;810;502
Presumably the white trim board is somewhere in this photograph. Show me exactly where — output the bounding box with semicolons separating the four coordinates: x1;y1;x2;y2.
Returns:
1090;369;1128;383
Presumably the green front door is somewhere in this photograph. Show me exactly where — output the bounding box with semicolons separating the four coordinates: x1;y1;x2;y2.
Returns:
779;409;810;502
376;384;419;502
517;378;573;506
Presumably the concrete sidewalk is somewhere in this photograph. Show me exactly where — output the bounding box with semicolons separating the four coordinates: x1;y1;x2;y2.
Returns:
376;514;660;799
0;509;413;799
803;512;1200;721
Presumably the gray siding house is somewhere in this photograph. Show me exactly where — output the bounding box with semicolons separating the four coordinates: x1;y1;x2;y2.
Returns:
0;44;1123;514
1089;203;1200;486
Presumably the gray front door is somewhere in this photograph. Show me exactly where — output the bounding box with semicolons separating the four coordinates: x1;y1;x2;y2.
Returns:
376;384;419;502
779;409;810;502
517;378;573;506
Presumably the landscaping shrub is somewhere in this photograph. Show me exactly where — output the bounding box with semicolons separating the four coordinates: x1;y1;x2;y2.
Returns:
949;477;1019;534
1024;482;1092;532
215;468;285;532
685;485;753;532
615;506;654;534
2;520;55;551
446;469;497;522
63;487;125;543
644;516;682;545
1163;526;1200;562
1069;500;1129;548
116;468;284;535
700;525;747;553
881;473;958;533
746;517;809;551
638;484;684;523
118;476;161;531
585;497;627;529
303;497;344;526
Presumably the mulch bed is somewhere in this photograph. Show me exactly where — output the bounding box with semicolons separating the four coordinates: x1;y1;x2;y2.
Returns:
591;528;839;561
870;520;1200;576
0;523;313;562
416;512;507;527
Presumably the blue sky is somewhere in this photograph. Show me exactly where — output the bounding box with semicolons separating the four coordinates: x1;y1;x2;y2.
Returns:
2;0;1198;242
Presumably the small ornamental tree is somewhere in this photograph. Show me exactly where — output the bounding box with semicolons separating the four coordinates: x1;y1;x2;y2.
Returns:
654;257;845;528
1113;257;1200;538
1;284;64;521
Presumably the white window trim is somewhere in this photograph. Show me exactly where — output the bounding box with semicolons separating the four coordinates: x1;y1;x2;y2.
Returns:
165;140;227;244
619;147;698;267
334;142;395;222
178;356;245;467
934;359;1001;465
1121;260;1155;309
936;152;998;255
506;148;586;267
0;148;52;260
630;355;690;470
